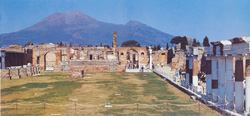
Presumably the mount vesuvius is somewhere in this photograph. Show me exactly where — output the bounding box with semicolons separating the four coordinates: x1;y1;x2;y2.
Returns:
0;10;174;47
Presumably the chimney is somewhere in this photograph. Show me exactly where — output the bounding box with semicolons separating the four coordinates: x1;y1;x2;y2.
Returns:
113;32;117;48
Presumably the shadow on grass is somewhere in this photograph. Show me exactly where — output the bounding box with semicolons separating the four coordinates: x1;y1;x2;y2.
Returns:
2;81;82;104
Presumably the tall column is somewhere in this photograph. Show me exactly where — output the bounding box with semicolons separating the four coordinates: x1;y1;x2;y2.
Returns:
245;57;250;112
225;56;234;109
192;57;198;86
235;57;244;112
185;57;190;87
149;46;152;70
113;32;117;48
211;56;218;102
189;57;193;85
218;56;226;104
206;57;212;100
1;56;5;69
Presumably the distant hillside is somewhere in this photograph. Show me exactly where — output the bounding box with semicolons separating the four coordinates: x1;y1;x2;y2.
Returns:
0;10;174;47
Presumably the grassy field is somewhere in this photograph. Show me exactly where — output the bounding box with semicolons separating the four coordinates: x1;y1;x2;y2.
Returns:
1;72;221;116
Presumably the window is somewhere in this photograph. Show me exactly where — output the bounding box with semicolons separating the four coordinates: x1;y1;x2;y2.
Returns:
206;60;212;74
186;60;189;70
141;52;144;55
235;60;243;81
212;80;218;89
90;55;92;60
37;56;40;64
161;53;165;55
121;53;124;55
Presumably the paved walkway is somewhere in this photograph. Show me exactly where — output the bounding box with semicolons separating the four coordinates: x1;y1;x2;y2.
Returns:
153;65;241;116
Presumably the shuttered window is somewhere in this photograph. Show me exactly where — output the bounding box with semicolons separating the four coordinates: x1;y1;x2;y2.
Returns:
212;80;218;89
206;60;212;74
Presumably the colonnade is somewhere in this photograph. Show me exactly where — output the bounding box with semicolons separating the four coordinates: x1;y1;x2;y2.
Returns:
204;37;250;113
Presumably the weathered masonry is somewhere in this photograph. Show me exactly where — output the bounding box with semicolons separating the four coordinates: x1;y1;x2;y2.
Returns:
184;47;204;92
204;36;250;113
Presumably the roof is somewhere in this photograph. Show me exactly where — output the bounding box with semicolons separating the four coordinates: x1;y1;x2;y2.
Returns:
1;50;24;54
211;40;231;46
229;36;250;44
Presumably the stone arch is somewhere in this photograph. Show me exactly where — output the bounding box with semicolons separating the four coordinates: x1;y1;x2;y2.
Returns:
126;49;139;63
44;52;56;71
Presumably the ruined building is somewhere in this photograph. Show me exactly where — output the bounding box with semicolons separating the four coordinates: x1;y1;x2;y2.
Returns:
0;32;168;72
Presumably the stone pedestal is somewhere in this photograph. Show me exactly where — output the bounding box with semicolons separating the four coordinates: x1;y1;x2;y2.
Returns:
71;70;84;78
192;58;198;86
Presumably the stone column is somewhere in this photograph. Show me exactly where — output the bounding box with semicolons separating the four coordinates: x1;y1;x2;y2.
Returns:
149;46;152;70
113;32;117;48
206;57;212;100
211;56;218;102
192;57;198;86
1;55;5;69
245;56;250;112
235;56;244;112
189;57;193;85
225;55;234;109
185;57;190;87
218;56;226;105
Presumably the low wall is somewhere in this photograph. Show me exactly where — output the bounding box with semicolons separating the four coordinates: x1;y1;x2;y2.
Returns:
116;66;126;72
1;66;40;80
67;60;125;72
69;66;110;72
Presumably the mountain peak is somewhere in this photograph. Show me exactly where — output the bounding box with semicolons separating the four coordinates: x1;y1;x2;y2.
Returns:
126;21;146;27
65;10;89;17
0;11;174;47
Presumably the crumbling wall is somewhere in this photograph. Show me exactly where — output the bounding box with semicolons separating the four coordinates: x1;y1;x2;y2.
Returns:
1;66;40;80
171;51;186;71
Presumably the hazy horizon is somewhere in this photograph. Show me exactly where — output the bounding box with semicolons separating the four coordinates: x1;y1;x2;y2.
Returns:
1;0;250;42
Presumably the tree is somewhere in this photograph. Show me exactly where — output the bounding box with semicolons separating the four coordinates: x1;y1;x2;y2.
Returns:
136;43;141;47
153;45;157;51
193;38;197;47
100;42;103;47
197;41;201;47
166;43;169;50
157;44;161;50
104;45;110;48
203;36;210;47
59;41;63;47
170;36;188;50
25;42;34;47
121;40;140;47
70;43;72;47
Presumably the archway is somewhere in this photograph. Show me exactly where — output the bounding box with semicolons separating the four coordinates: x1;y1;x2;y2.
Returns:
126;49;139;69
45;52;56;71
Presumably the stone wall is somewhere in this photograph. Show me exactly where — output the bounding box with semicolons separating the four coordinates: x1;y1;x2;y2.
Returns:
1;66;40;80
69;66;110;72
67;60;125;72
171;51;186;71
116;65;126;72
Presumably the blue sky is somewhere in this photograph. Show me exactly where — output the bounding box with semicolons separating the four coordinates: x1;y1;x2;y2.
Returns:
0;0;250;42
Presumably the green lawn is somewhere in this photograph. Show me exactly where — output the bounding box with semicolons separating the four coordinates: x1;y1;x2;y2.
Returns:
1;72;221;116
